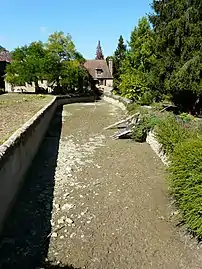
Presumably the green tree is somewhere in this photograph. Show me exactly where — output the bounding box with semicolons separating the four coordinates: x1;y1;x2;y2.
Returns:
45;31;88;93
119;17;156;103
6;42;46;91
6;31;89;95
46;31;76;61
149;0;202;112
113;35;127;89
60;60;89;93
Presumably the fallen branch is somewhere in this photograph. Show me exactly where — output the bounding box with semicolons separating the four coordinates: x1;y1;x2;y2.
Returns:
104;113;139;130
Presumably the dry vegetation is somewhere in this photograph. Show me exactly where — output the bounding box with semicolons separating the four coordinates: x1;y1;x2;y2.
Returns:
0;93;53;144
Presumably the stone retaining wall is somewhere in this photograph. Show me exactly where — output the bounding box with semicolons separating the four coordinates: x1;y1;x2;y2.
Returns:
102;92;132;112
0;95;95;232
146;131;169;166
103;93;168;165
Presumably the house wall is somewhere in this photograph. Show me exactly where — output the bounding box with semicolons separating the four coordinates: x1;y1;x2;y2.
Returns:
106;79;113;88
5;80;52;93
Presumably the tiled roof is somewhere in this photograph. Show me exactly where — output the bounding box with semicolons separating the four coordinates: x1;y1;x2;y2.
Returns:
0;50;11;62
84;60;113;79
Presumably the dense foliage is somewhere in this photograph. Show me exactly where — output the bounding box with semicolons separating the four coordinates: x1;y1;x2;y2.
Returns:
118;17;156;104
6;31;90;94
113;0;202;112
169;138;202;238
155;114;189;155
149;0;202;112
112;35;127;90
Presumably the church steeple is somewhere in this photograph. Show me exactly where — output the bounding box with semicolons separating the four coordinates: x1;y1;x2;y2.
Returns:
95;40;104;60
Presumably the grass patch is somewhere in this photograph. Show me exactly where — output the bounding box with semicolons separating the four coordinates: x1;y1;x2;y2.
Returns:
0;93;53;144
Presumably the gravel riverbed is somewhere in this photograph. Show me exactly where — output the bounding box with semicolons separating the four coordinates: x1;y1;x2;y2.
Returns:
0;101;202;269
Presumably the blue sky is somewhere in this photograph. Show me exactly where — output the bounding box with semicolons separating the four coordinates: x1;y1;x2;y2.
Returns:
0;0;152;59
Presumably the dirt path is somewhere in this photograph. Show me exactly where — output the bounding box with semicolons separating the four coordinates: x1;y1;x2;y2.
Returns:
0;101;202;269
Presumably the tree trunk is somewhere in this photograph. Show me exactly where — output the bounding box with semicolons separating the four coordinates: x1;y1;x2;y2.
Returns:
35;80;40;93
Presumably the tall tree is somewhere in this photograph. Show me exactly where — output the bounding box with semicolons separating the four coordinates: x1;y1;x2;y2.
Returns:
45;31;77;88
113;35;127;88
95;40;104;60
46;31;76;61
149;0;202;112
6;42;46;91
6;31;89;94
119;17;156;103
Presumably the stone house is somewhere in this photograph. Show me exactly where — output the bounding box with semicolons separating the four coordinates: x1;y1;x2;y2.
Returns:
84;58;113;90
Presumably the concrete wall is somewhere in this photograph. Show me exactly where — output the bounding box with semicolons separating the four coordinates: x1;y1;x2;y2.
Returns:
0;95;95;233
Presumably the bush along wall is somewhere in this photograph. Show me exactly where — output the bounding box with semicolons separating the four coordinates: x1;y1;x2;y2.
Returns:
128;105;202;238
169;138;202;238
154;113;202;238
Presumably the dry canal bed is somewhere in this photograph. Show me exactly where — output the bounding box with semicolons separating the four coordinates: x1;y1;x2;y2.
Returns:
0;101;202;269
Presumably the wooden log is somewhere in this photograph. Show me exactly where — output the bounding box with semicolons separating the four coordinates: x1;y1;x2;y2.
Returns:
112;114;140;139
104;113;139;130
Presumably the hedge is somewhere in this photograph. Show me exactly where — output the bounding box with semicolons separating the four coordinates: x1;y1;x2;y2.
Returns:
131;109;202;238
169;138;202;238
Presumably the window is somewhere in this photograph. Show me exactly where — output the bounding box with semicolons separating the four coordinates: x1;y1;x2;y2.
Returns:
96;69;103;75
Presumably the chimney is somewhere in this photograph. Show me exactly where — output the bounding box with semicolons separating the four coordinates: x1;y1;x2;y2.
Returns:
108;58;113;76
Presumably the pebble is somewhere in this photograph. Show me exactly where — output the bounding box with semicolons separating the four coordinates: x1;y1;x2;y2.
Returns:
58;216;66;224
66;218;74;224
70;233;76;238
62;203;74;211
52;232;58;238
63;193;70;198
55;204;60;209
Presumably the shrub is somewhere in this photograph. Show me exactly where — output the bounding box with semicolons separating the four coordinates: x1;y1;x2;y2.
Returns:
127;103;141;114
132;113;160;142
169;138;202;238
179;112;195;123
155;114;189;155
138;90;155;105
132;118;147;142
